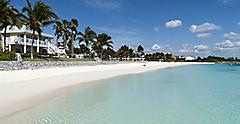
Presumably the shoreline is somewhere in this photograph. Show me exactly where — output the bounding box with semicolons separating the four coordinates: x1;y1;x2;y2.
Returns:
0;62;212;119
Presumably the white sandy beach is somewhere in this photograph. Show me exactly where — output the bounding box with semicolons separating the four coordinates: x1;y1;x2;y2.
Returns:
0;62;209;118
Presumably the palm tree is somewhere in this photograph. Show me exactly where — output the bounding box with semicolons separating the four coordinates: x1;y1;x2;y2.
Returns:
93;33;113;60
0;0;12;23
69;19;78;57
137;45;144;56
0;0;12;51
77;26;96;57
22;0;58;59
53;20;63;43
117;45;136;59
62;19;70;51
53;20;71;57
117;45;129;59
0;0;24;52
78;26;96;48
75;44;90;55
102;47;116;60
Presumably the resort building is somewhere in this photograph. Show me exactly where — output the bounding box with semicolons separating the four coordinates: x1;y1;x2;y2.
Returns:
174;56;197;61
185;56;196;61
0;26;62;55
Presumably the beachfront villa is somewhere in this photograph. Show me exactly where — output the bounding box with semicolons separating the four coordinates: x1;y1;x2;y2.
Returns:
185;56;196;61
175;56;197;61
0;26;64;55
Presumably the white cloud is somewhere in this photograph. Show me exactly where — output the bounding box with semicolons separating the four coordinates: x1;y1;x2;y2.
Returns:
154;27;160;32
83;0;122;9
221;0;235;4
152;44;161;50
196;33;212;39
179;44;193;53
223;0;230;3
215;40;240;50
193;45;209;53
189;23;221;33
179;44;208;53
150;44;173;53
223;32;240;40
165;20;182;28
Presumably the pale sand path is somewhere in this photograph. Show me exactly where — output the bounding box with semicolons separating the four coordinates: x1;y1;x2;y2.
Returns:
0;62;211;118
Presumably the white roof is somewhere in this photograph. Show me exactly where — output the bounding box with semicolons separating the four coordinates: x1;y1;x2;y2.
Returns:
1;25;53;38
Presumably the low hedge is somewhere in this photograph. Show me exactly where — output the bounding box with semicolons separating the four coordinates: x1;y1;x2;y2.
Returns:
0;51;16;61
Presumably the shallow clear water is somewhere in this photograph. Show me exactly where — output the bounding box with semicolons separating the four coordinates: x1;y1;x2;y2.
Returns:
1;64;240;124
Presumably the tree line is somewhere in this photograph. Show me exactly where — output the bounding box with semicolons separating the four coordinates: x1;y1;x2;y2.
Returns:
195;56;240;63
0;0;146;60
1;0;239;62
0;0;58;59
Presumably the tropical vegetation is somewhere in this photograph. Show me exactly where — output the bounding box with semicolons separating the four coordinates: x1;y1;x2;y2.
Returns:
0;0;147;61
1;0;240;63
22;0;58;59
0;51;15;61
0;0;24;52
145;52;174;62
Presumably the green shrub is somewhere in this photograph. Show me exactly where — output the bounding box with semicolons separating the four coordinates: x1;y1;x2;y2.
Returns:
0;51;16;61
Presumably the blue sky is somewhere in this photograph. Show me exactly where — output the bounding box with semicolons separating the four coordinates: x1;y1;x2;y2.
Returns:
12;0;240;57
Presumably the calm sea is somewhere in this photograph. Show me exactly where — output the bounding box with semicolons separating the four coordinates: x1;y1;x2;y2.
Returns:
1;64;240;124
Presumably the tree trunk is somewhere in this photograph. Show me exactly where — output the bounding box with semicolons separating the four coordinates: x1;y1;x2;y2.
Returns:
62;31;68;58
63;32;67;52
71;33;74;58
3;26;7;52
100;49;103;61
0;33;2;51
31;30;35;60
87;44;91;59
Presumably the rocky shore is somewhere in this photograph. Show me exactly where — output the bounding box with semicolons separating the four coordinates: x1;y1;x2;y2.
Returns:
0;61;124;71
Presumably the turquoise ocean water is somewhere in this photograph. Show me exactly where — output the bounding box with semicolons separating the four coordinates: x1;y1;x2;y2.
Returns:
1;64;240;124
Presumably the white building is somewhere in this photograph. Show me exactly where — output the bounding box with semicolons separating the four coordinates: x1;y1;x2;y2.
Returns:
0;26;61;54
185;56;196;61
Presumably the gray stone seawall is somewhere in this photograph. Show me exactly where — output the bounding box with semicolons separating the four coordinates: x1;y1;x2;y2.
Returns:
0;61;127;71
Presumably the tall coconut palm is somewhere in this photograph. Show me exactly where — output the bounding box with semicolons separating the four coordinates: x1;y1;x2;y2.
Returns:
93;33;113;60
0;0;12;25
69;19;78;57
53;20;71;57
53;20;63;43
62;19;70;51
137;45;144;56
0;0;11;22
78;26;96;48
0;0;24;52
0;0;10;51
77;44;90;55
22;0;58;59
102;47;116;60
117;45;130;59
